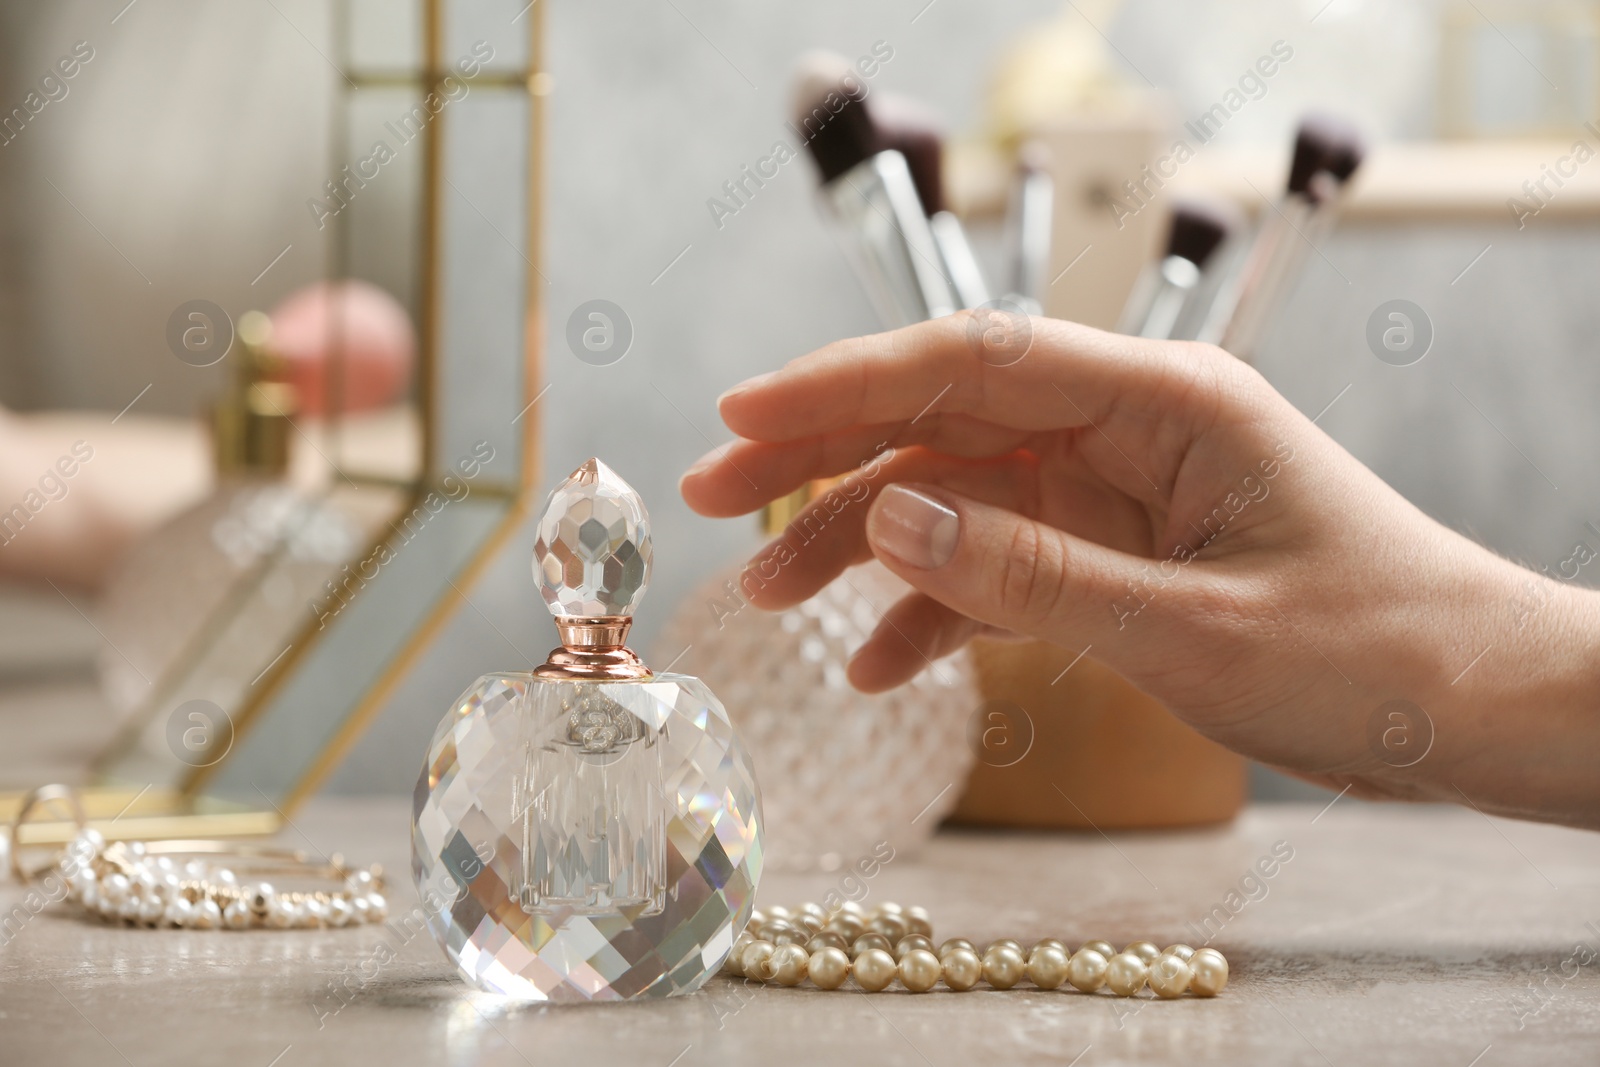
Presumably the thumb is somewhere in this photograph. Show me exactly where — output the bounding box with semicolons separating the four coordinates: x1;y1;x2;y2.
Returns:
864;482;1192;661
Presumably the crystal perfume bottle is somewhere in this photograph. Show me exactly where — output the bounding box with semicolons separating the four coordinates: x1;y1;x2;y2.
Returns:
412;459;763;1002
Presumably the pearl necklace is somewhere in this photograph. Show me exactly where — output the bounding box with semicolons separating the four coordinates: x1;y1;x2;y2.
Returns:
726;901;1229;997
54;828;390;931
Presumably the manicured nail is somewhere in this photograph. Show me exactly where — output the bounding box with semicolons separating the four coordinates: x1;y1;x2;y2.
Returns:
717;371;775;406
869;485;959;570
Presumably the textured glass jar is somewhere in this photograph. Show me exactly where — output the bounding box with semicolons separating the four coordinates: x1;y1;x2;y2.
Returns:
659;559;976;871
412;459;762;1001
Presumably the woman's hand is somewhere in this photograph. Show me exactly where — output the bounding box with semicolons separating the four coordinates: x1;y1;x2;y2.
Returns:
681;314;1600;829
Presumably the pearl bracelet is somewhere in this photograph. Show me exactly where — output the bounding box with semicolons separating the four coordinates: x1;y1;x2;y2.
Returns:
8;783;387;932
53;827;389;931
724;901;1229;998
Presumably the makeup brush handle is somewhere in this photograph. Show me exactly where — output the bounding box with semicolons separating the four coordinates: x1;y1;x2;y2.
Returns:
1116;261;1161;335
930;212;990;310
1118;256;1202;340
819;151;957;327
1004;167;1053;310
1220;196;1323;360
1195;196;1302;354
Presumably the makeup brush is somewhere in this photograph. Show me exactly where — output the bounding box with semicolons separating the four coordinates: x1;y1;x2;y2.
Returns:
1286;115;1349;202
1001;141;1053;316
875;94;990;310
1196;113;1365;360
791;52;956;327
1194;116;1330;349
1298;113;1365;233
791;52;881;184
1219;114;1364;359
1117;197;1238;340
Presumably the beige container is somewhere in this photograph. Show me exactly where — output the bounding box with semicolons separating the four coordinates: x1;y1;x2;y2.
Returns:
952;639;1246;830
1032;114;1170;330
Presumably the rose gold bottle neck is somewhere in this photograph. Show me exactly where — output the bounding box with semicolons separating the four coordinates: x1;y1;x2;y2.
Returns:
533;616;651;680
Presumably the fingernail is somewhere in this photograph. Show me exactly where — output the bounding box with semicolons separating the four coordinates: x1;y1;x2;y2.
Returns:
869;485;959;570
682;447;721;480
717;371;775;406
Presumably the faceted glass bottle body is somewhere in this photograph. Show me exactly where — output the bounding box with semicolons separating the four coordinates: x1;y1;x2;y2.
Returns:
412;670;762;1002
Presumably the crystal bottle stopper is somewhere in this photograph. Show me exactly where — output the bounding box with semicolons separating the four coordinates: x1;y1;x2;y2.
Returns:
532;458;653;679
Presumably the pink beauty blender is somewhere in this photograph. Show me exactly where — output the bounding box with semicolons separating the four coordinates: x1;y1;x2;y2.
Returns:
268;280;416;415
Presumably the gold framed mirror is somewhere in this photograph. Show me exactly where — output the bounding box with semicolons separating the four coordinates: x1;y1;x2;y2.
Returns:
2;0;543;842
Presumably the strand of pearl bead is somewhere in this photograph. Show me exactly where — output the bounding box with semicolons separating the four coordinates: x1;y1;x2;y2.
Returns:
56;829;389;931
724;902;1228;998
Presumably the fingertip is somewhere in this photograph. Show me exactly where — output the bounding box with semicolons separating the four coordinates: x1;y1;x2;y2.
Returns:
846;643;905;694
676;447;763;518
734;563;788;611
677;471;708;513
846;591;978;694
676;464;716;515
715;371;777;429
716;370;775;406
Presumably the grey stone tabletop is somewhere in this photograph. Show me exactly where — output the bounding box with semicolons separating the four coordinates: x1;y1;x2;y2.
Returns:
3;797;1598;1066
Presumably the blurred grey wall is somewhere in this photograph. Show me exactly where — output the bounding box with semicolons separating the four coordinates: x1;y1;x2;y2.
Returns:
0;0;337;415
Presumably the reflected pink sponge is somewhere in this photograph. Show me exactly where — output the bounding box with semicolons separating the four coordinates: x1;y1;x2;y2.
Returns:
269;280;416;415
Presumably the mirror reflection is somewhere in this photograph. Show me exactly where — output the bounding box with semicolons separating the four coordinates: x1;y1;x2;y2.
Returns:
0;0;538;811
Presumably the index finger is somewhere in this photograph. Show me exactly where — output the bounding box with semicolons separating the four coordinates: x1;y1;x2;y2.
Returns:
716;313;1183;443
